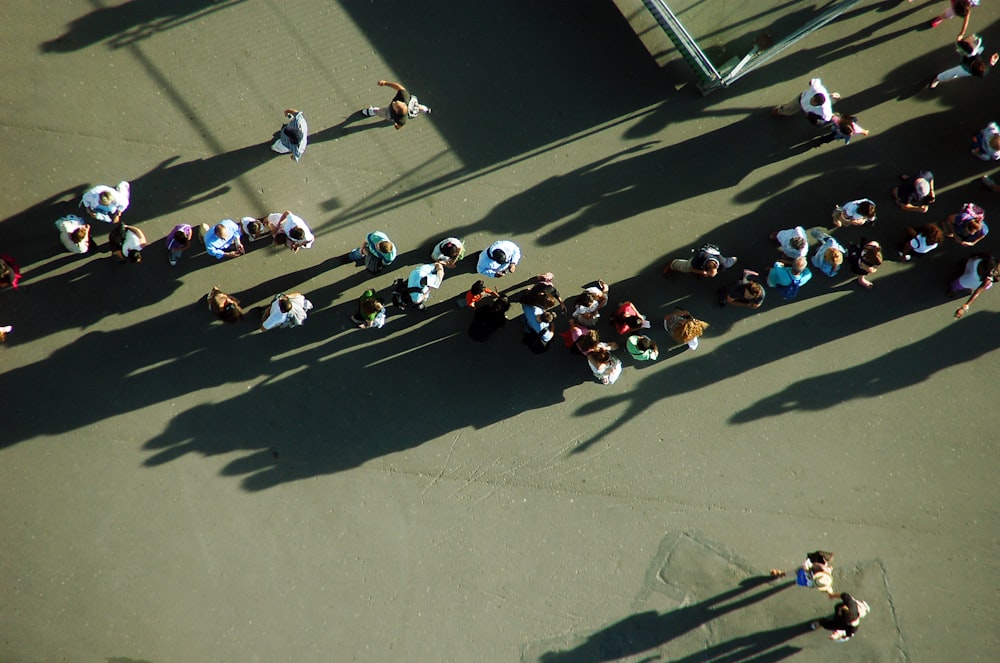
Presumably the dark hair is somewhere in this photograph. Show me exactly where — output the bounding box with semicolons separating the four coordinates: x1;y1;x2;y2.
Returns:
971;58;988;77
810;93;826;106
490;248;507;263
278;296;292;313
745;282;764;298
789;236;806;251
221;300;244;323
470;280;486;296
128;250;142;263
539;311;556;324
635;336;652;351
522;290;557;310
575;291;597;309
858;201;876;218
289;227;305;241
440;241;460;258
576;330;600;354
283;127;304;143
71;227;88;244
956;0;973;16
590;347;611;363
920;223;944;244
172;230;190;246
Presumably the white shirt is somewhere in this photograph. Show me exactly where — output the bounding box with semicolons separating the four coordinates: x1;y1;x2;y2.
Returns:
55;215;89;254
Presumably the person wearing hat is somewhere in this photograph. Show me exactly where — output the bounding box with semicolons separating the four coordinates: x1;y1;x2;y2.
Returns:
362;80;431;130
892;170;936;213
406;262;445;309
477;240;522;278
270;108;308;161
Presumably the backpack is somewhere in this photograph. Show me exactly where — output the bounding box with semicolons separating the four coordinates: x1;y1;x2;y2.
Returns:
691;244;721;270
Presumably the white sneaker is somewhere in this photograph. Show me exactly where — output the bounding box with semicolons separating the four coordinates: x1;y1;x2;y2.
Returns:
0;326;12;334
363;106;377;117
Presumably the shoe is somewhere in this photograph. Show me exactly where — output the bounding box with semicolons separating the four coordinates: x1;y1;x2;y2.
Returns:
899;251;912;262
423;106;432;114
168;254;178;267
662;263;673;276
362;106;377;117
717;288;728;307
929;78;940;89
982;176;997;190
930;16;944;28
810;622;819;631
721;256;737;269
830;92;841;101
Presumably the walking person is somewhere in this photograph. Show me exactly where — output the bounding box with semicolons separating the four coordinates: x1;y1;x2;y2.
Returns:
202;219;245;260
477;239;521;278
810;231;846;278
846;239;883;289
770;550;838;598
892;171;936;213
664;243;737;278
398;262;445;310
971;121;1000;161
340;230;397;274
55;214;91;254
928;0;980;34
259;292;313;331
431;237;466;268
897;223;944;261
929;34;998;88
0;254;22;290
770;226;809;263
943;203;989;247
811;593;871;642
207;287;244;324
362;80;431;130
625;335;659;362
951;253;998;318
767;258;812;300
457;279;498;308
772;78;838;124
663;308;709;350
80;181;130;223
165;224;193;266
109;223;146;263
718;269;766;308
587;345;623;385
270;109;308;161
351;290;387;329
813;113;869;147
831;199;877;228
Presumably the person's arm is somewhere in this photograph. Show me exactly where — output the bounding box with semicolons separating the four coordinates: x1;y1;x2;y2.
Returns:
377;80;405;92
958;11;972;39
955;277;993;318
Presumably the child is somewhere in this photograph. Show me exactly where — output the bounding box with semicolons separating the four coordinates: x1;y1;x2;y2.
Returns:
458;279;497;308
898;223;943;261
625;335;658;361
831;199;877;227
846;240;883;289
352;290;387;329
610;301;650;335
166;224;193;266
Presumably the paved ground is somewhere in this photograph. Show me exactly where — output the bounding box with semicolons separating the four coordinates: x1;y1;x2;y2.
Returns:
1;1;999;661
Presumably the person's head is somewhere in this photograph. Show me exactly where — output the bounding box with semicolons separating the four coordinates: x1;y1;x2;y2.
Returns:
921;223;944;244
576;330;600;354
246;220;263;236
288;227;305;241
277;295;293;313
635;336;656;353
214;223;230;240
283;126;304;144
575;291;597;309
172;230;190;247
673;317;709;343
71;227;88;244
744;281;764;300
391;101;408;129
914;178;931;199
361;297;384;317
539;311;556;326
590;346;611;363
0;261;12;286
963;217;983;234
791;257;808;275
127;249;142;264
858;201;876;220
470;280;486;296
970;57;989;77
810;93;826;107
439;241;460;259
376;240;394;255
824;248;843;267
703;257;720;271
490;247;507;264
989;135;1000;152
789;235;806;252
863;244;883;266
99;190;115;206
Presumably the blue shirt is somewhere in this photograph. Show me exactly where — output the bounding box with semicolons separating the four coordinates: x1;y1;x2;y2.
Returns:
204;219;242;259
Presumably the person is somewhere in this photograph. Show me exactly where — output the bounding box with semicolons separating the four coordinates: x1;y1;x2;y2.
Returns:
587;346;623;385
202;219;245;260
892;171;935;213
207;286;244;324
719;270;766;308
664;308;708;350
664;243;737;278
341;230;396;274
770;550;837;598
898;223;944;261
239;216;272;243
165;224;193;266
0;325;11;342
571;280;610;327
812;593;871;642
813;113;869;147
55;214;91;254
0;254;21;289
468;294;510;342
766;257;812;300
971;121;1000;161
609;301;651;335
831;199;877;228
477;240;521;278
457;279;498;308
520;283;559;352
431;237;466;268
770;226;808;263
109;223;147;263
625;335;658;362
943;203;989;247
270;108;308;161
362;80;431;130
80;181;130;223
951;253;998;317
260;292;313;331
846;240;883;289
810;231;846;277
929;0;980;34
531;272;566;312
929;34;998;88
267;210;314;251
772;78;837;124
403;262;445;309
351;290;387;329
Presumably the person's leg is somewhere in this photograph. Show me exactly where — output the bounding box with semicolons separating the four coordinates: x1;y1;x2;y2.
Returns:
931;65;971;87
271;138;291;153
772;96;801;116
670;258;695;273
348;247;363;261
687;336;699;350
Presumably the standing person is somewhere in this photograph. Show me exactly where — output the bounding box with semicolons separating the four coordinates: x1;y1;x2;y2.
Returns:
892;171;936;213
943;203;989;247
898;223;944;261
929;0;979;34
351;290;387;329
165;224;193;266
270;108;308;161
770;551;838;598
477;240;521;278
400;262;445;310
951;253;998;317
772;78;837;124
520;284;559;352
811;231;846;278
340;230;396;274
55;214;91;254
846;240;883;289
664;243;737;278
457;279;498;308
770;226;809;263
259;292;313;331
609;301;651;335
663;308;709;350
202;220;245;260
109;223;146;263
812;593;871;642
813;113;869;147
267;210;314;251
587;346;623;385
625;335;659;362
971;121;1000;161
767;258;812;300
431;237;466;268
719;270;766;308
80;181;130;223
207;287;244;324
831;199;877;227
239;216;272;243
0;254;21;290
929;35;998;88
571;280;610;327
362;80;431;130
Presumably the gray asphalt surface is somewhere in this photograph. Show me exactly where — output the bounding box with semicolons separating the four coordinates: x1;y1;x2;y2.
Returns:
1;1;998;661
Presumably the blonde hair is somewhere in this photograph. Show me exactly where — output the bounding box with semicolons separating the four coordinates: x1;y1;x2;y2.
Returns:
666;310;709;344
825;248;843;267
